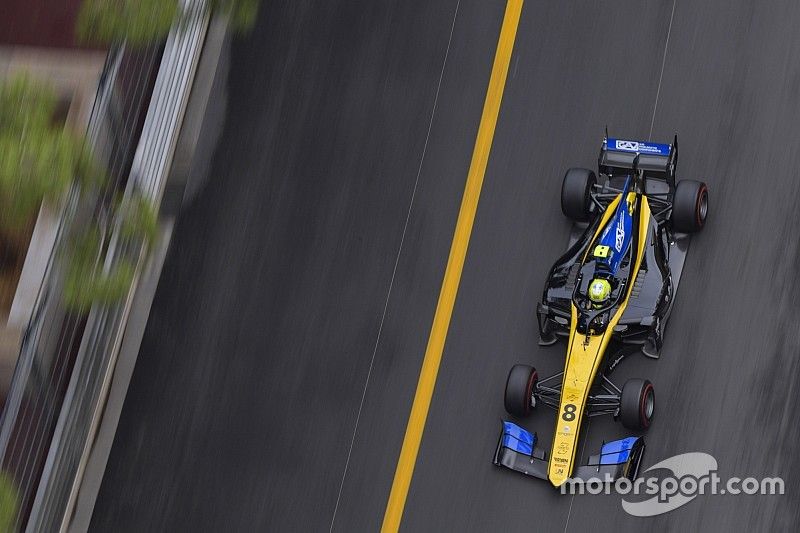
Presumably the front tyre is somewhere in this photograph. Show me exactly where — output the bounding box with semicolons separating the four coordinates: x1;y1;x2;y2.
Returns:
620;379;655;430
671;179;708;233
504;364;538;417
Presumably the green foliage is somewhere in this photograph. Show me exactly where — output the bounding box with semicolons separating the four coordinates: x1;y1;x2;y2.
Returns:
0;75;97;229
63;225;137;313
77;0;260;45
0;472;19;532
0;75;153;313
76;0;179;46
118;194;159;252
63;194;158;313
0;74;57;131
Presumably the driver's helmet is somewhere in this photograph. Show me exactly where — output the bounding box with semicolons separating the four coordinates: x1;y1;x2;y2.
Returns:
588;277;612;304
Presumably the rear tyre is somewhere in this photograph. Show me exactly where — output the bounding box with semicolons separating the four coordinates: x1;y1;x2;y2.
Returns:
620;379;655;430
671;179;708;233
561;168;596;222
504;364;538;417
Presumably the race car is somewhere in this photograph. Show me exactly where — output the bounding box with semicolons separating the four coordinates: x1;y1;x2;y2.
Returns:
493;133;708;487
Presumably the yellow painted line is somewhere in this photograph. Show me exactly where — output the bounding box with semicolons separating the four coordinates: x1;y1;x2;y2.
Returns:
381;1;523;530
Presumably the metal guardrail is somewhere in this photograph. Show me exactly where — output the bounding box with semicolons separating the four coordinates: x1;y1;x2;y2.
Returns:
0;1;210;530
0;45;164;531
26;4;210;530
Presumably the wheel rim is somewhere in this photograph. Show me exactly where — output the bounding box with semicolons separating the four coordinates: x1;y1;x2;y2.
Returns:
526;371;538;412
584;177;596;217
697;188;708;224
643;388;655;420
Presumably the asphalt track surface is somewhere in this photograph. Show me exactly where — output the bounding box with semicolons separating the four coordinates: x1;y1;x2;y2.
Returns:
92;1;800;531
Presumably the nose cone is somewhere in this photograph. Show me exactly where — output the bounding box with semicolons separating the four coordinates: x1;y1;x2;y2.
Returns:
548;469;570;487
548;419;579;487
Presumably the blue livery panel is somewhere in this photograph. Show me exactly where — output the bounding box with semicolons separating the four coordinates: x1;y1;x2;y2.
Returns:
598;436;640;465
500;421;536;455
606;138;671;156
594;177;633;275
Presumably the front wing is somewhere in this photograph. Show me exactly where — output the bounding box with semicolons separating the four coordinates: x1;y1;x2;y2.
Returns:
493;421;645;485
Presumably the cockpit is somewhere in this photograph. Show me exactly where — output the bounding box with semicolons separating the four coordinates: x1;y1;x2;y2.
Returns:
574;254;624;313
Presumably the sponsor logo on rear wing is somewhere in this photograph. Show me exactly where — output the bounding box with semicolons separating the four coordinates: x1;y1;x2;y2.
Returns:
607;138;671;156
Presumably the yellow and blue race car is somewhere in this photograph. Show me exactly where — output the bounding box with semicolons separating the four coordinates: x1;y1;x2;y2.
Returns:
494;133;708;487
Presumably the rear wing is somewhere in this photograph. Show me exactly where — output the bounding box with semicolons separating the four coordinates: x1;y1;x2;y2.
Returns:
598;133;678;186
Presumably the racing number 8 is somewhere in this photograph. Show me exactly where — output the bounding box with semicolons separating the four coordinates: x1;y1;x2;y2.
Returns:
561;404;577;421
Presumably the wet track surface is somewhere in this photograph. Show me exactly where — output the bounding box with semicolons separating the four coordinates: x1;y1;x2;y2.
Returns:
93;1;800;531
